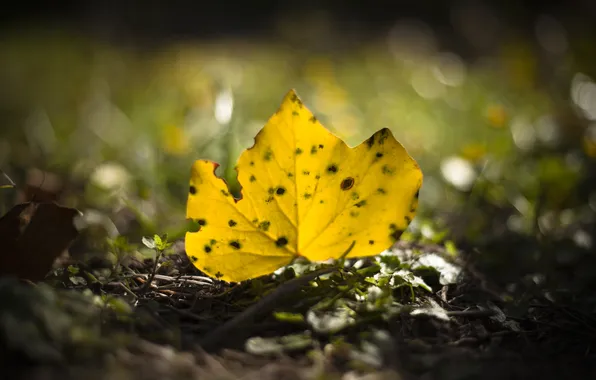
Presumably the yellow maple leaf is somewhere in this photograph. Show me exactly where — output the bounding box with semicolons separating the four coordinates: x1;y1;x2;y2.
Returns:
185;90;423;282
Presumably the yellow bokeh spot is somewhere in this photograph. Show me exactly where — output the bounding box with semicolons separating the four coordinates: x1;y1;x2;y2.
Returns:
583;136;596;157
461;143;487;162
162;124;190;156
304;57;336;86
486;104;508;128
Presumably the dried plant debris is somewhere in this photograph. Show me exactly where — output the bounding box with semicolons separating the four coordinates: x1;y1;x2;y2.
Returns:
2;239;596;379
0;202;81;281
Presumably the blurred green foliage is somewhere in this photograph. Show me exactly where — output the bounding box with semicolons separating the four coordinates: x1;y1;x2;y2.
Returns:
0;24;594;277
1;15;596;377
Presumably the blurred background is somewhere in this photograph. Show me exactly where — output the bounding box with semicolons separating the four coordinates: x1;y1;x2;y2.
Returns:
1;0;596;294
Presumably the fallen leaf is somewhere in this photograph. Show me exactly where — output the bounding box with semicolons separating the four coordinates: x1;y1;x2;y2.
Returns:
0;202;81;281
186;89;423;282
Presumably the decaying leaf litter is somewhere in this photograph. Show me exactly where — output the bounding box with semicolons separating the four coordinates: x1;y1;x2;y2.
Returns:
1;91;596;379
3;237;593;379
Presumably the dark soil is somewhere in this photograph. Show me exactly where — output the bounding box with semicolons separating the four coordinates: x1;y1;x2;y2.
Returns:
2;239;595;380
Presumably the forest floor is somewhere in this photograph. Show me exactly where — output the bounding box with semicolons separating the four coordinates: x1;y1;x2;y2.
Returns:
3;239;596;380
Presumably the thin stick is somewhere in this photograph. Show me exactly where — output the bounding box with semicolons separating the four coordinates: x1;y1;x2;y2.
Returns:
198;266;337;351
0;169;16;187
131;273;213;286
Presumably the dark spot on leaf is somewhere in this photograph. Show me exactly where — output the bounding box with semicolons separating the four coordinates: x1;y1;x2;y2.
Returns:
204;266;212;273
376;152;383;158
276;187;286;195
378;129;389;144
354;200;367;207
265;196;274;203
287;172;293;178
197;219;207;226
221;190;230;196
215;272;224;278
203;245;211;254
327;164;338;173
264;150;273;161
295;148;303;155
348;232;353;237
249;175;256;182
351;192;359;200
319;200;324;204
210;239;216;245
251;218;258;225
366;135;375;148
377;188;386;194
390;229;403;242
303;193;312;199
350;211;359;217
292;111;299;116
250;161;255;166
290;93;302;106
340;177;355;191
268;187;275;194
258;221;270;231
319;144;324;149
189;185;197;195
369;240;375;245
415;190;420;199
382;165;395;175
229;240;241;250
310;145;318;154
309;116;317;123
389;223;397;230
190;255;198;262
228;220;237;227
276;237;288;247
302;170;310;176
405;216;412;224
410;201;417;213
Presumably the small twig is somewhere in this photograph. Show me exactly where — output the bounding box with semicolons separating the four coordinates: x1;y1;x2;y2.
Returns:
337;240;356;267
115;281;139;299
143;274;212;286
173;275;214;282
198;266;337;351
162;304;213;322
120;273;213;286
0;169;16;187
157;289;177;296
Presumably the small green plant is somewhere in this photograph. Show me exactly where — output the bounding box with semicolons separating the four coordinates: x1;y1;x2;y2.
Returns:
141;234;173;293
107;235;137;278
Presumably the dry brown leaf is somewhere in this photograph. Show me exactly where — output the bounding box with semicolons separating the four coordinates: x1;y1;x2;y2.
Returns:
0;202;81;281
